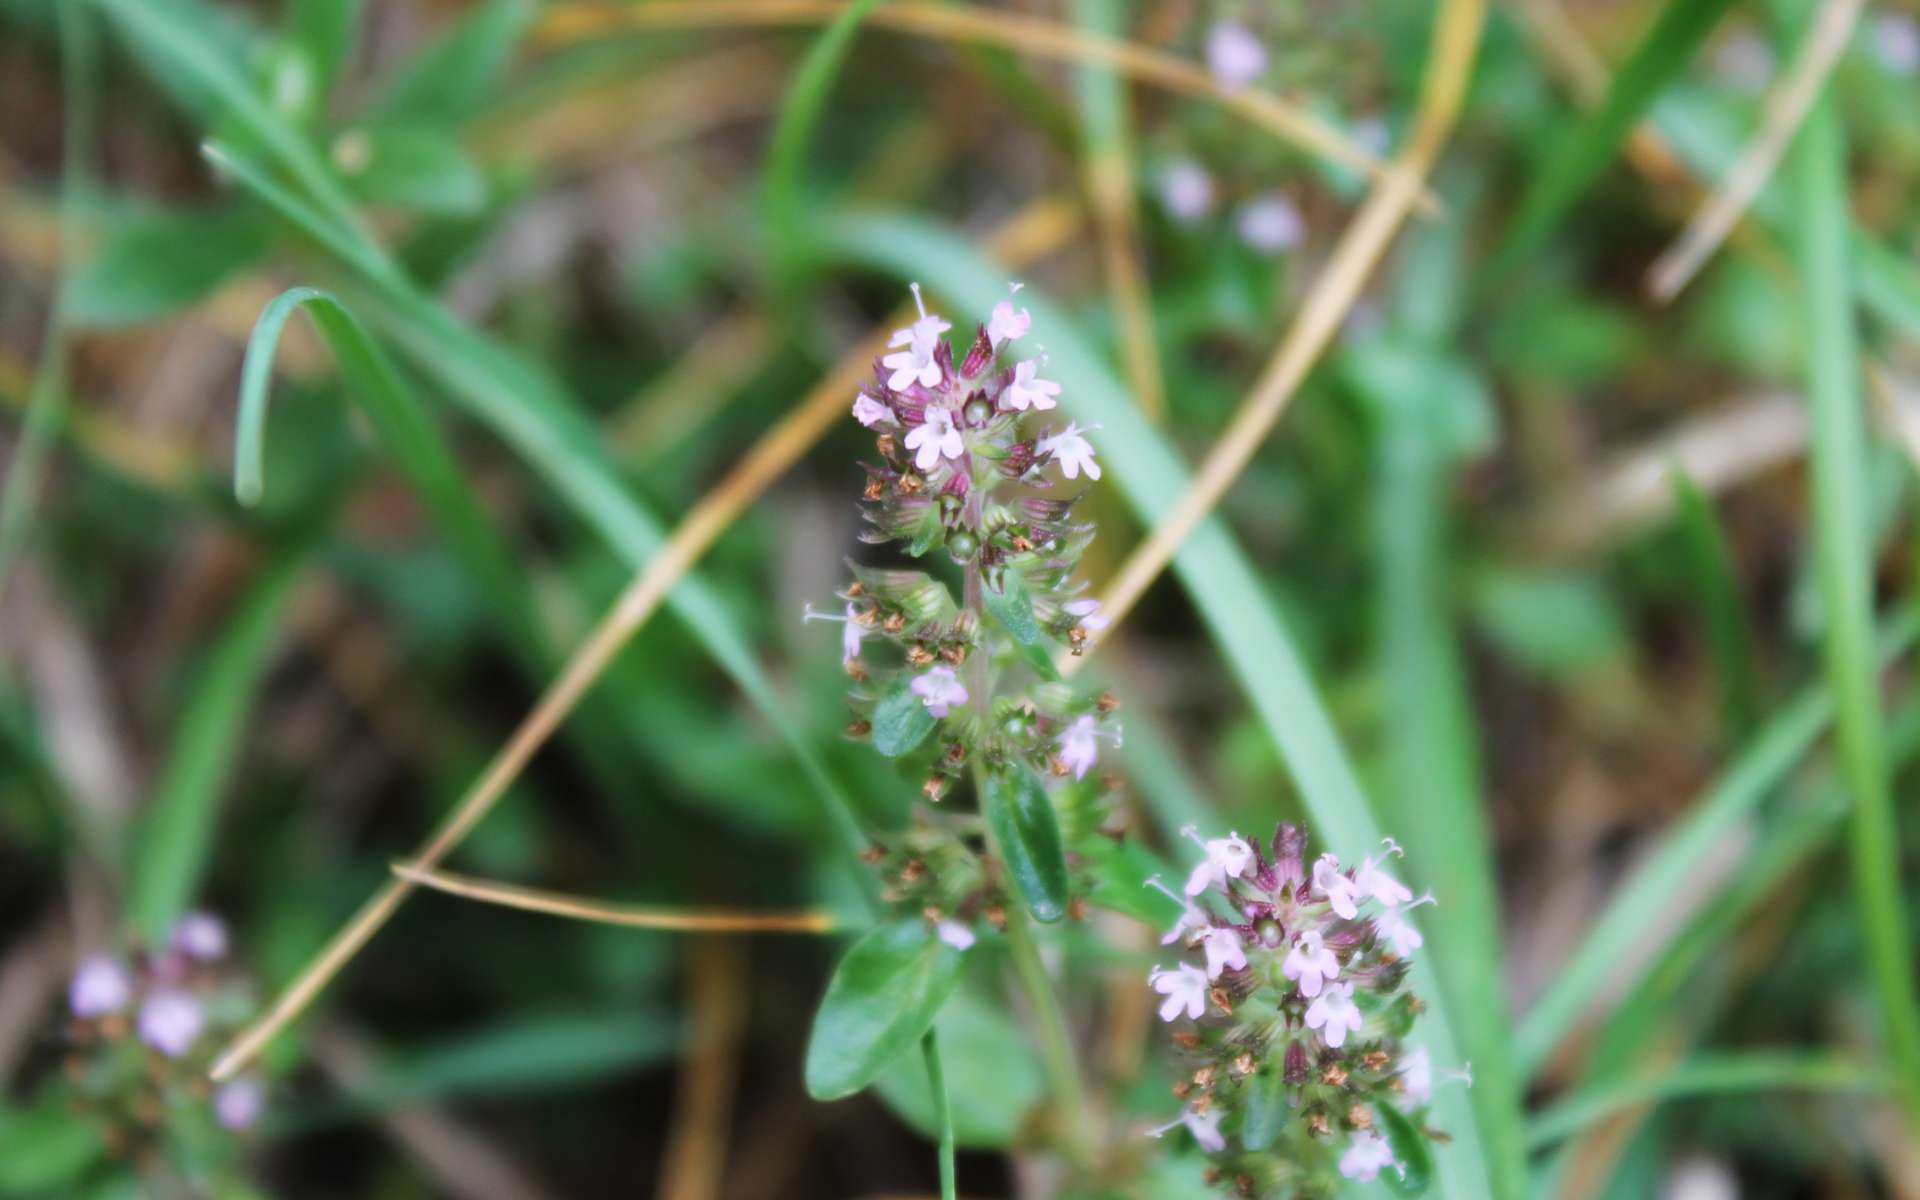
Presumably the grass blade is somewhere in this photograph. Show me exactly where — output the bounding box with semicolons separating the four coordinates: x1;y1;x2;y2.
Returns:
921;1030;957;1200
1671;469;1760;739
1790;83;1920;1128
128;552;305;945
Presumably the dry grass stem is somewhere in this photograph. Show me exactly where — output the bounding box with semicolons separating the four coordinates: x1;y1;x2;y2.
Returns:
1068;0;1487;661
392;863;839;934
1645;0;1864;301
1087;151;1166;420
532;0;1439;214
658;940;748;1200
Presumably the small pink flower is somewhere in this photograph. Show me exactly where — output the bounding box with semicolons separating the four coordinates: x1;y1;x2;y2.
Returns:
804;603;866;667
987;284;1031;344
1237;194;1304;253
1056;715;1099;780
936;920;976;951
904;405;965;472
1183;826;1254;896
1304;980;1363;1049
69;955;133;1018
216;1076;266;1130
1064;597;1109;631
910;665;969;717
1206;21;1267;89
172;912;228;961
1200;926;1246;979
1149;962;1209;1022
882;283;952;391
1149;1106;1225;1152
1002;359;1060;412
852;393;894;428
1158;160;1213;222
1282;929;1340;998
1037;422;1100;481
1144;876;1209;945
1313;854;1360;919
138;989;205;1057
1357;839;1414;906
1339;1130;1398;1182
1400;1046;1432;1107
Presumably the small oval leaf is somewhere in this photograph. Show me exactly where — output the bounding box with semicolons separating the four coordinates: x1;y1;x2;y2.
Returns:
985;766;1070;922
1375;1102;1435;1196
1240;1063;1287;1151
870;672;936;758
804;921;967;1100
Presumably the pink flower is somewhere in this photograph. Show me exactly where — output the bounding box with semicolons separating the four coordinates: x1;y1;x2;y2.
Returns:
987;284;1031;344
1149;962;1209;1022
852;393;894;428
1002;359;1060;412
882;283;951;391
172;912;228;961
1282;929;1340;998
1357;840;1414;906
216;1076;266;1130
1200;926;1246;978
1339;1130;1398;1182
69;955;132;1018
138;989;205;1057
1064;597;1109;631
1313;854;1360;919
1037;422;1100;481
910;665;969;717
803;603;866;667
1183;826;1254;896
1206;21;1267;88
1057;715;1099;779
1150;1106;1225;1152
1158;160;1213;222
1237;194;1303;253
1304;980;1363;1049
904;405;965;472
1399;1046;1432;1107
1144;876;1209;945
936;920;976;951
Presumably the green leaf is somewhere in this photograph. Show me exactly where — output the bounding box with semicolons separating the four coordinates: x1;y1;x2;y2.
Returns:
1672;469;1759;738
873;990;1043;1149
368;0;532;125
1240;1064;1287;1151
983;572;1042;645
1470;567;1625;677
285;0;362;100
804;920;967;1100
984;765;1070;923
128;552;304;945
338;125;486;215
1376;1102;1435;1196
870;671;937;758
66;206;270;326
0;1101;106;1195
1485;0;1738;282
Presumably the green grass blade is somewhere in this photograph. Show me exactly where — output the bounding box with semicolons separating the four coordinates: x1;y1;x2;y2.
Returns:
1512;613;1919;1077
921;1030;958;1200
1369;352;1527;1195
1671;469;1760;739
1791;85;1920;1128
817;210;1495;1199
1485;0;1736;283
368;0;533;125
1528;1053;1887;1149
128;552;305;945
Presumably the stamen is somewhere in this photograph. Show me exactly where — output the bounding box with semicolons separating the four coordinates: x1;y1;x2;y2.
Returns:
909;281;927;318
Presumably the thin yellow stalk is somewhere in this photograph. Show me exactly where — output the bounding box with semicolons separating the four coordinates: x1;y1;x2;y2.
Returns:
658;940;747;1200
209;197;1080;1082
613;311;774;457
392;863;837;934
1646;0;1864;302
1066;0;1487;659
532;0;1439;215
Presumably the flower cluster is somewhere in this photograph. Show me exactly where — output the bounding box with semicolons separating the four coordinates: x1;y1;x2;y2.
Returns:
1145;824;1457;1198
56;912;265;1181
814;284;1123;938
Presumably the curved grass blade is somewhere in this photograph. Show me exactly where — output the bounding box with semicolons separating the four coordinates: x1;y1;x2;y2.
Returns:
817;210;1494;1198
128;551;305;945
1790;88;1920;1128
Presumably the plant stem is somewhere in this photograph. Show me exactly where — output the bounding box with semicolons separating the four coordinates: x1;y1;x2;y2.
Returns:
921;1031;957;1200
961;452;1095;1167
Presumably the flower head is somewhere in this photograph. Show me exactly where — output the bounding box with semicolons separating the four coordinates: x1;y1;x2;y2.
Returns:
936;920;976;951
1158;160;1214;222
138;989;205;1057
1002;359;1060;412
904;404;965;472
1237;194;1304;253
1064;597;1110;631
1200;926;1246;978
1304;980;1364;1049
1149;962;1209;1022
172;912;228;961
852;392;895;428
1183;826;1254;896
1057;715;1099;780
69;955;132;1018
1038;422;1100;481
882;283;952;391
215;1076;266;1130
1206;20;1267;88
1313;853;1360;919
987;284;1031;344
910;665;969;717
